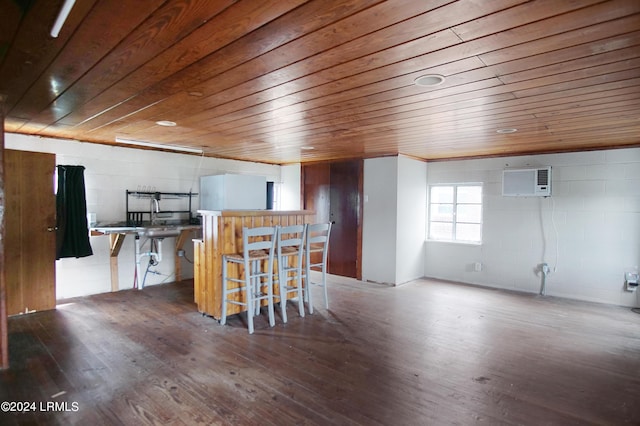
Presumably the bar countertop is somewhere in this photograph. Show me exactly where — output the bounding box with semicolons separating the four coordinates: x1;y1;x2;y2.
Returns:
197;209;314;217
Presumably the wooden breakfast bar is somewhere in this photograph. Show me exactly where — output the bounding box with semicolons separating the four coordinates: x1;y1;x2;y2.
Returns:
193;209;316;319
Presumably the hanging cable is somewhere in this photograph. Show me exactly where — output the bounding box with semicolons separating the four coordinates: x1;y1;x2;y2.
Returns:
549;196;559;272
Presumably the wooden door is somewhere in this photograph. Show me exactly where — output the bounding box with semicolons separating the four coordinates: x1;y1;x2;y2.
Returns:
303;160;362;279
5;150;56;316
328;161;361;278
302;163;330;224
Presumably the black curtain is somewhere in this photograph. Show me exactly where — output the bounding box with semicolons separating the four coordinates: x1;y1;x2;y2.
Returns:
56;165;93;259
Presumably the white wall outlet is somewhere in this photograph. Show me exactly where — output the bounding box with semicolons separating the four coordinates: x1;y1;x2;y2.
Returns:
474;262;483;272
624;269;638;292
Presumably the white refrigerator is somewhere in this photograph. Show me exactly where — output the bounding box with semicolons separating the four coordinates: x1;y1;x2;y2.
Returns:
199;174;267;210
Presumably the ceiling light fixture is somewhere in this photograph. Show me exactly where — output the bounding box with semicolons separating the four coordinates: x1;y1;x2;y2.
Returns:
496;128;518;134
115;137;203;154
300;146;315;150
414;74;446;87
50;0;76;38
155;120;177;127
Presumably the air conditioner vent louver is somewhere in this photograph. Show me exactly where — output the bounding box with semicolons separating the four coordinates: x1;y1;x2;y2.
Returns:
537;168;549;186
502;166;551;197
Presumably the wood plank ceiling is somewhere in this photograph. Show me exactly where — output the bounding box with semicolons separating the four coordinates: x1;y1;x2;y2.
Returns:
1;0;639;165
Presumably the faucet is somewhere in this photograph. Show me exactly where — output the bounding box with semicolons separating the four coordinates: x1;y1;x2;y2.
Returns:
150;193;161;225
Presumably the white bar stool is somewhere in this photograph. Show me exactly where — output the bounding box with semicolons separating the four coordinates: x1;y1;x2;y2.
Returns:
304;222;332;314
275;224;307;323
220;226;277;334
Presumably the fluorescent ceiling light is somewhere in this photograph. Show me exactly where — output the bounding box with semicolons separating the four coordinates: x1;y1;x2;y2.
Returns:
115;137;203;153
50;0;76;38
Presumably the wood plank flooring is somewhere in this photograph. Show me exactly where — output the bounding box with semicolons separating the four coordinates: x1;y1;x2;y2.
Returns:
0;275;639;425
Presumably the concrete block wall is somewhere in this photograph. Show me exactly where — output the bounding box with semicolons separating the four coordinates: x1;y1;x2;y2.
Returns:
6;134;285;298
425;148;640;307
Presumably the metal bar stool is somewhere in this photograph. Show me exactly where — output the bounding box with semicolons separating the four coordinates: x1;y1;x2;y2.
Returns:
274;224;307;323
221;226;277;334
304;222;332;314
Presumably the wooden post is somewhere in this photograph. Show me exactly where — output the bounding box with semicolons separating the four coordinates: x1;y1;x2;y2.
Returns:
109;233;126;292
0;95;8;369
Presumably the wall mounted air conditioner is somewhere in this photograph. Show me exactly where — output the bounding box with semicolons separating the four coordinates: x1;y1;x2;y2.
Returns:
502;167;551;197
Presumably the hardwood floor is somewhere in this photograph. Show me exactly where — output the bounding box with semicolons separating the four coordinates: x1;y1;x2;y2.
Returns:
1;275;639;425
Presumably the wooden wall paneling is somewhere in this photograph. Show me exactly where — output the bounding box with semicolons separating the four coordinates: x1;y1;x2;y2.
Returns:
4;151;22;316
57;0;310;132
3;1;640;164
194;210;314;320
176;0;575;138
7;0;106;119
0;0;97;113
191;7;640;156
79;0;427;136
222;0;526;128
25;0;236;130
4;149;24;315
239;41;640;144
85;0;383;138
193;239;203;306
0;95;7;369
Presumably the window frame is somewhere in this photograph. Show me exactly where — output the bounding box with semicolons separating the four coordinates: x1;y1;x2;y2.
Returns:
427;183;483;244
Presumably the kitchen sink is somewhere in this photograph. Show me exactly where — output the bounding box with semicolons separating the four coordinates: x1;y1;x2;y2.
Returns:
136;226;183;238
92;222;200;239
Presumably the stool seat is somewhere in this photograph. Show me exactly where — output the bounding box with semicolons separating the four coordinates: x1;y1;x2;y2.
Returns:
225;250;270;261
279;246;299;255
307;243;325;253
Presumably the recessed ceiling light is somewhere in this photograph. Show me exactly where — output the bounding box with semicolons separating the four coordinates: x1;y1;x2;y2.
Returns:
414;74;446;87
496;128;518;134
155;120;177;127
301;146;315;150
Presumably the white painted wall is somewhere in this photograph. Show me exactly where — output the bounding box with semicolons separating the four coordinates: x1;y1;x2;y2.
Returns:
425;148;640;307
362;157;398;284
280;164;301;210
5;133;296;299
362;156;427;285
396;156;427;284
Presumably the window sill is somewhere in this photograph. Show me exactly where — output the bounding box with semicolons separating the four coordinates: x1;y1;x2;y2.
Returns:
426;239;482;246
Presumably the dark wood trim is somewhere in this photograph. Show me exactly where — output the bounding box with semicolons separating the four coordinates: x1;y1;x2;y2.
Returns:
0;94;8;369
356;158;363;280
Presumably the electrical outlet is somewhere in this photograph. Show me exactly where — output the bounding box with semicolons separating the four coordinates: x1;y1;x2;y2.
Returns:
624;270;638;292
